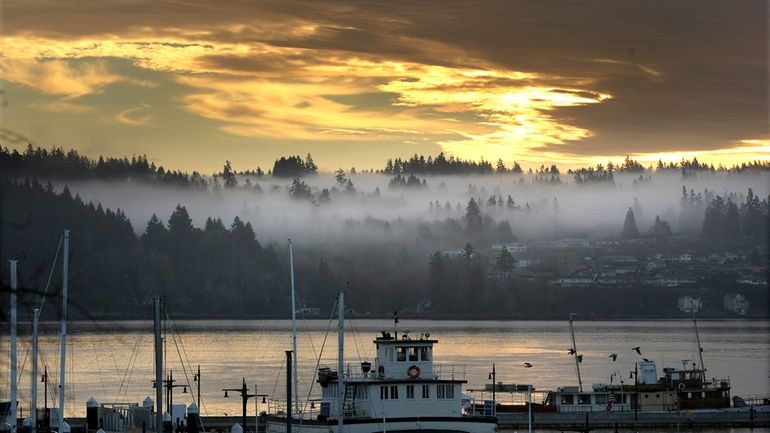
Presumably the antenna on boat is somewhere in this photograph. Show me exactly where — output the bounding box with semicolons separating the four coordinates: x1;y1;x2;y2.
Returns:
337;289;345;433
9;259;18;433
154;297;164;433
31;307;40;433
288;239;300;414
693;313;706;382
58;229;70;432
568;313;583;392
393;311;399;340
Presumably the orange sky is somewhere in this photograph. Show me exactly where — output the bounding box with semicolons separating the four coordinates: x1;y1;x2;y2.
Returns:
0;0;767;173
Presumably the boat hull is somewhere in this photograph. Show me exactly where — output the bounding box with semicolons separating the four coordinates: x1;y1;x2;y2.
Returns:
266;415;498;433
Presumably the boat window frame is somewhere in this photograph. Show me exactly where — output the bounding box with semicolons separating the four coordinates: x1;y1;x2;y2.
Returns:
406;385;415;399
419;347;431;361
396;347;407;362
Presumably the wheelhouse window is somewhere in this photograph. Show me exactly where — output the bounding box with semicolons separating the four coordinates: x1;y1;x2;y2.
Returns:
396;347;407;361
437;385;445;399
408;347;419;361
380;386;388;400
419;347;430;361
578;394;591;404
406;385;415;399
422;385;430;399
561;394;575;405
595;394;607;404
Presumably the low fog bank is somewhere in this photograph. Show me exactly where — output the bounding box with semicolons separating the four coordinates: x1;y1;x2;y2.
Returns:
4;168;769;319
60;171;769;248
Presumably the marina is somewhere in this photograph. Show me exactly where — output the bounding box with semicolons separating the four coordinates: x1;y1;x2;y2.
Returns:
2;316;769;432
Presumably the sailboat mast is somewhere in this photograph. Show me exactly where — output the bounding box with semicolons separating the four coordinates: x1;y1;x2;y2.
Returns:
9;259;18;433
59;229;69;428
154;297;163;433
32;308;39;433
288;239;299;413
337;292;345;433
569;313;583;392
693;315;706;381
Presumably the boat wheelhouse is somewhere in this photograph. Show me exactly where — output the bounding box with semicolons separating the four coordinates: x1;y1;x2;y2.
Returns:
266;328;497;433
553;360;731;413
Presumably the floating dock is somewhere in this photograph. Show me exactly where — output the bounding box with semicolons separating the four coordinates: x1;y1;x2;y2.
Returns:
497;408;769;430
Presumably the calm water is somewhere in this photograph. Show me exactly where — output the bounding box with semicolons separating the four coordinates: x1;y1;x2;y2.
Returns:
1;320;768;418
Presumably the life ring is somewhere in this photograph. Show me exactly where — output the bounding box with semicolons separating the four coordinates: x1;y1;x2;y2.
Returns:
407;365;421;379
678;383;685;391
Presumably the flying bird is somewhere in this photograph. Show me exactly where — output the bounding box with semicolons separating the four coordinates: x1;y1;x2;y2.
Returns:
523;362;533;368
609;353;618;362
632;346;642;356
568;348;576;355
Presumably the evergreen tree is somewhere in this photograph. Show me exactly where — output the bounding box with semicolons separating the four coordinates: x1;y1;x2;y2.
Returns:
142;214;168;249
318;188;331;203
621;207;640;239
702;196;726;238
289;178;313;201
221;160;237;188
723;199;741;237
335;168;346;185
496;159;507;174
464;198;483;233
168;204;194;237
650;215;672;238
494;247;515;274
305;153;318;174
495;220;515;242
742;188;764;239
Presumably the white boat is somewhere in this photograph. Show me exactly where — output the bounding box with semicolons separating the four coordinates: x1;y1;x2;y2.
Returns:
266;293;497;433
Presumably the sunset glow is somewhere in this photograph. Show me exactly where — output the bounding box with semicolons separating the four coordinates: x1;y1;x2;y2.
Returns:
0;1;766;171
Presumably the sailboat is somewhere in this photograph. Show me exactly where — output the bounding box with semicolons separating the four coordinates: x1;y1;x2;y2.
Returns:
4;230;72;433
265;292;497;433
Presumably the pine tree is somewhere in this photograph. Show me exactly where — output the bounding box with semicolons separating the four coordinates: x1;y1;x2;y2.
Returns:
650;215;672;238
290;178;313;201
168;204;194;237
335;168;346;185
142;214;168;249
621;207;639;239
221;160;237;188
494;247;515;274
464;198;483;233
496;159;507;174
723;199;740;237
702;196;726;238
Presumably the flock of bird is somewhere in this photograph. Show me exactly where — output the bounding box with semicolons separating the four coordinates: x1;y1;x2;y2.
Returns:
520;346;648;368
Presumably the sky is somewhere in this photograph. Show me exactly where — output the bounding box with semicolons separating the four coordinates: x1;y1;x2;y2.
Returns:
0;0;768;173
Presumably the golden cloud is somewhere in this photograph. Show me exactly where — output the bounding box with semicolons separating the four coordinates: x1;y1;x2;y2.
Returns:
115;103;153;125
0;58;122;97
0;31;616;162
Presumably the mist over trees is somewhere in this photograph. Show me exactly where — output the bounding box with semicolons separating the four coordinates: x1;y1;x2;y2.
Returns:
1;146;769;319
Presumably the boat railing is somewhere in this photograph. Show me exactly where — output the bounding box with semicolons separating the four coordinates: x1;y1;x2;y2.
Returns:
433;363;467;381
340;363;467;381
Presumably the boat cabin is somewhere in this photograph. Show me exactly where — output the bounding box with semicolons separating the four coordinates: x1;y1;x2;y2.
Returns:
317;332;465;420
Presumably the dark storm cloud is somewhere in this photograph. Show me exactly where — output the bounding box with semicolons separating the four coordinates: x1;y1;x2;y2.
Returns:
2;0;766;162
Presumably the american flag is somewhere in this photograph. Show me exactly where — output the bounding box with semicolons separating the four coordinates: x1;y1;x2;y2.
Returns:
674;395;681;414
605;394;615;415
